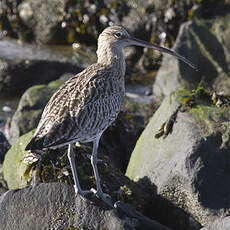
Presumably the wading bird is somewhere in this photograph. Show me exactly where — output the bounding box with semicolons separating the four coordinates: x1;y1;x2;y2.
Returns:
25;26;197;207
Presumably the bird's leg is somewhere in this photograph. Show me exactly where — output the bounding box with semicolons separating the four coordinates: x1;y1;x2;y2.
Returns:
67;143;92;200
90;136;113;207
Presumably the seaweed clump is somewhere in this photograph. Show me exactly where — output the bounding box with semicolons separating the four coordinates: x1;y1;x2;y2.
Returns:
155;87;230;139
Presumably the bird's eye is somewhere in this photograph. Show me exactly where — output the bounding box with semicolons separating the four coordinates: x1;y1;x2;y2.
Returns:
114;32;122;38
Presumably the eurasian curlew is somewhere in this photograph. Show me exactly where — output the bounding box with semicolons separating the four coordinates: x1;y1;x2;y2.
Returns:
25;26;197;207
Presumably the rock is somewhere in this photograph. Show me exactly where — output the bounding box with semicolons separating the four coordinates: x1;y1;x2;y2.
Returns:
0;183;170;230
151;193;201;230
0;39;82;95
153;14;230;98
0;132;11;163
9;76;71;144
126;89;230;226
3;131;33;189
19;0;66;44
200;216;230;230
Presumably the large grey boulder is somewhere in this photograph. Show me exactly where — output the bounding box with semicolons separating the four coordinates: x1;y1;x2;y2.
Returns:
126;89;230;226
153;14;230;98
0;183;170;230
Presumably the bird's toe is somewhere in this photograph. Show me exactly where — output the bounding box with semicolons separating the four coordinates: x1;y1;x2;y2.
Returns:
90;188;113;207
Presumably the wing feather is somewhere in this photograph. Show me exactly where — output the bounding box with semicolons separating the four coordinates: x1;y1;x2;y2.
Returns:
27;63;125;149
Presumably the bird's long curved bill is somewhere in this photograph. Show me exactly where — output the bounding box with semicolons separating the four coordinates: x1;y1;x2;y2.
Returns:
128;37;198;71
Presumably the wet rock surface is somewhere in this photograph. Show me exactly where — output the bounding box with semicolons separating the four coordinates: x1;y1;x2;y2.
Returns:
126;89;230;227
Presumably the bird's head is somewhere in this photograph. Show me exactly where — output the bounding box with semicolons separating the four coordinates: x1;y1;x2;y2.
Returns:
97;26;198;71
98;26;131;49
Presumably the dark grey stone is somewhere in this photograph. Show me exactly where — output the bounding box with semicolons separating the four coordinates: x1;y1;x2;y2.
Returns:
0;183;170;230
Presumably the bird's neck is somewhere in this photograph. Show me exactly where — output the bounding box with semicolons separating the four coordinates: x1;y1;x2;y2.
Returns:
96;44;126;77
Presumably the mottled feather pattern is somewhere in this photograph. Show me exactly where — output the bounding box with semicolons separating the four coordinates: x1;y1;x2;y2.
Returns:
31;62;125;149
24;26;198;208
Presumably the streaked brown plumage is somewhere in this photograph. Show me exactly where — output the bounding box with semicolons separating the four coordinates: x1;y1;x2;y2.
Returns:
25;26;197;207
27;63;125;149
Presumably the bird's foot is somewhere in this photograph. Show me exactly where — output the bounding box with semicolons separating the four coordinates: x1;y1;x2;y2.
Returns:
90;188;114;208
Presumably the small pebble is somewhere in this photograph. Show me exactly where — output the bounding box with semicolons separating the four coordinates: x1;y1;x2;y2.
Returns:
72;43;80;50
2;106;12;112
62;170;69;176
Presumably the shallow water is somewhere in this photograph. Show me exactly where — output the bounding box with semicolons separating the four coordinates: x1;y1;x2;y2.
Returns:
0;39;74;62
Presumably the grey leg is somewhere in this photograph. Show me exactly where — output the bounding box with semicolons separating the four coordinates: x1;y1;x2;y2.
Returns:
67;143;92;199
90;136;113;207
